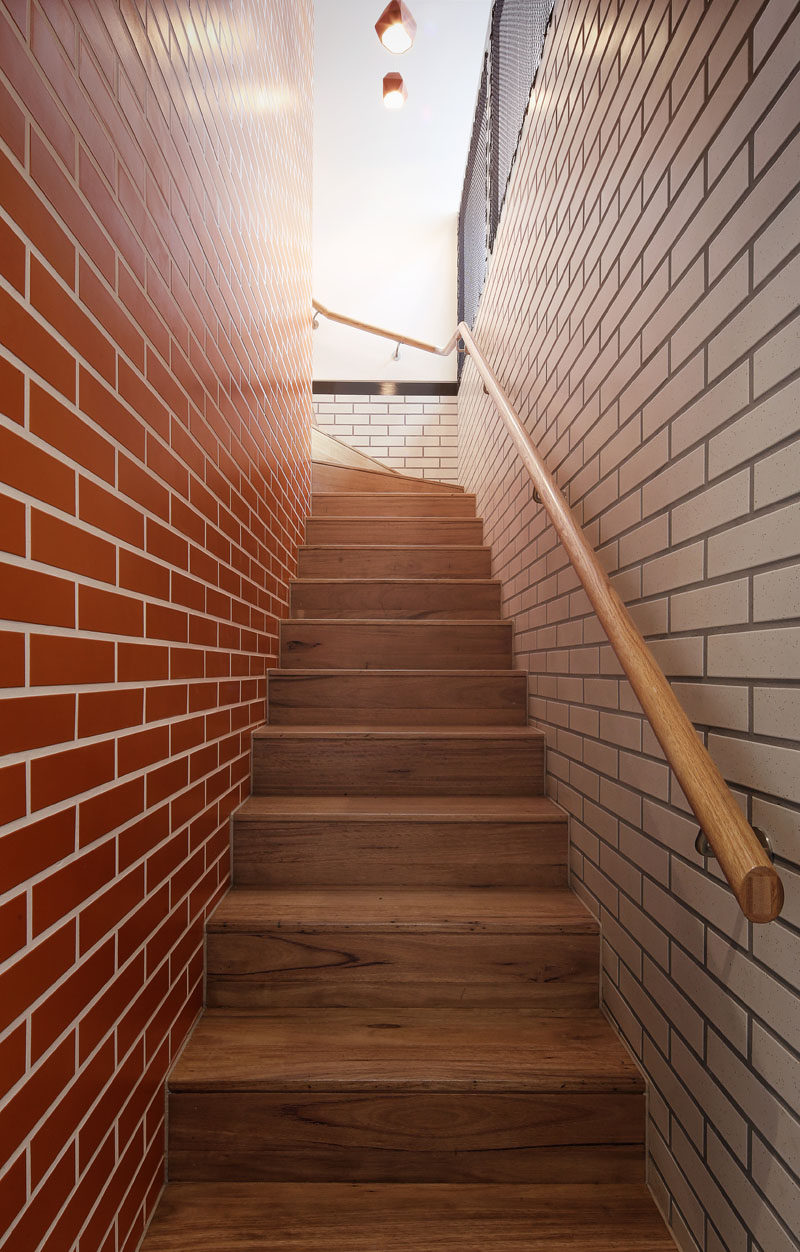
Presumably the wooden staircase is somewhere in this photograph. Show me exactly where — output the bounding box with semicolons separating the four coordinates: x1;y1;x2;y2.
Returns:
141;463;675;1249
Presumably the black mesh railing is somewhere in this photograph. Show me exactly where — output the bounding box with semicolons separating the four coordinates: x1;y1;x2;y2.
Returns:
457;0;555;331
457;56;489;336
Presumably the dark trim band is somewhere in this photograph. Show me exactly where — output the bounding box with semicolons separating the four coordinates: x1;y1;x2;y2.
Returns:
313;380;459;397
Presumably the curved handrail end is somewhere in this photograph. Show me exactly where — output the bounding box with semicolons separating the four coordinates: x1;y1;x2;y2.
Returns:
741;865;784;924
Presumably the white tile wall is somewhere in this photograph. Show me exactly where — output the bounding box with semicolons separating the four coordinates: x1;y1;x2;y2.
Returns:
313;391;458;483
458;0;800;1248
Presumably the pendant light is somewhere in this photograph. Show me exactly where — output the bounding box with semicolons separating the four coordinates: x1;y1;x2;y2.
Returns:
375;1;417;54
383;71;408;109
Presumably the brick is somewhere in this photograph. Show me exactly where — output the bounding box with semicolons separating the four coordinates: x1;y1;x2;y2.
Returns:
709;250;800;381
754;565;800;622
671;360;749;456
709;731;800;805
642;541;704;596
79;585;143;637
670;255;749;370
79;477;144;546
707;928;799;1041
30;510;116;582
79;777;145;850
0;421;75;514
672;680;749;732
31;740;116;812
754;437;800;508
707;501;800;576
0;146;74;284
79;688;144;739
30;258;115;384
31;938;115;1061
671;470;750;544
754;309;800;398
670;578;749;631
30;383;115;484
0;561;75;628
0;357;25;425
0;285;76;401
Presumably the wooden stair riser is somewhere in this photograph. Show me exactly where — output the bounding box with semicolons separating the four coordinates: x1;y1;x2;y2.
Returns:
267;671;528;726
251;733;545;796
206;930;599;1009
312;464;463;494
312;493;477;517
291;579;502;620
297;546;492;579
279;622;513;671
306;518;485;546
233;817;568;889
168;1091;645;1184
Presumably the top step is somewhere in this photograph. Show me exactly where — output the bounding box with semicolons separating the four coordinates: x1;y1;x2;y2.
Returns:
313;493;477;517
313;463;464;495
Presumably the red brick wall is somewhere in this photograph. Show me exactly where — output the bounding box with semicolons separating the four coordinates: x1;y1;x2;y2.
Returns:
0;1;312;1248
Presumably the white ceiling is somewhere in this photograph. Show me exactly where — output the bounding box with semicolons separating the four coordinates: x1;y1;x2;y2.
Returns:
313;0;492;381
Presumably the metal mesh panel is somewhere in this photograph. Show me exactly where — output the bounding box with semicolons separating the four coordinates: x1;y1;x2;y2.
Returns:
489;0;553;249
457;55;489;337
457;0;554;329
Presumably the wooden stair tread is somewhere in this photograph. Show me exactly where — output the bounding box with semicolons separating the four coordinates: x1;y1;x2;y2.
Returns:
308;514;486;522
234;795;567;823
293;577;500;584
209;887;597;933
142;1181;675;1250
251;726;544;740
268;667;522;676
301;544;488;550
169;1008;643;1093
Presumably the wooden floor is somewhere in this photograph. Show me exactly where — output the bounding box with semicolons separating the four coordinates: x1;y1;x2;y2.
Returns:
141;461;675;1249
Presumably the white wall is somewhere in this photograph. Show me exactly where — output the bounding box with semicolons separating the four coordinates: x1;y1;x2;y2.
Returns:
313;0;491;382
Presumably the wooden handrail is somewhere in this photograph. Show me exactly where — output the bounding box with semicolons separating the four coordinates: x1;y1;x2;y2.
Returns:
313;300;461;357
312;300;784;922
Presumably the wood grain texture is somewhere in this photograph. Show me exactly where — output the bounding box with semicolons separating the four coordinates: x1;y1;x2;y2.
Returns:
169;1008;643;1092
290;578;502;619
305;518;485;545
312;463;463;494
168;1092;645;1183
232;795;569;888
141;1181;677;1250
312;492;477;517
267;670;528;725
210;887;597;931
279;621;513;671
206;888;599;1009
297;545;492;579
251;728;545;796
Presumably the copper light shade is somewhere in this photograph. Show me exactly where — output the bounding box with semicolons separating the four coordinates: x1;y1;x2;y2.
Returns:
383;71;408;109
375;1;417;54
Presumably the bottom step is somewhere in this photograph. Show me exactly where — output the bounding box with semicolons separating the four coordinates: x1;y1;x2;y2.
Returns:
141;1182;676;1250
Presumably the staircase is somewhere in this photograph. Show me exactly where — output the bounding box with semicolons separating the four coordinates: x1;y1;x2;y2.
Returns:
141;462;675;1249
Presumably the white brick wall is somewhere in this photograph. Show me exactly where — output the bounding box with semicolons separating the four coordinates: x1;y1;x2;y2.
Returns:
458;1;800;1248
313;390;459;483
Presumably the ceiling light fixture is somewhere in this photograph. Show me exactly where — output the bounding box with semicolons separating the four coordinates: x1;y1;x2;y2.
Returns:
375;1;417;54
383;71;408;109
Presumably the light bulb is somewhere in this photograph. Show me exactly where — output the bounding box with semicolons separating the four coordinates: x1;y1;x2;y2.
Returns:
382;72;408;108
380;22;413;53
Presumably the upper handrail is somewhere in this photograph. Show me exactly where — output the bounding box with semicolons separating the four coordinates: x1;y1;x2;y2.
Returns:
312;299;784;923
